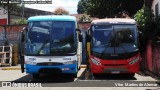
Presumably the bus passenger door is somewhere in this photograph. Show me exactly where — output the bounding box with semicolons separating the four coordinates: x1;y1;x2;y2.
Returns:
19;27;26;73
76;29;83;69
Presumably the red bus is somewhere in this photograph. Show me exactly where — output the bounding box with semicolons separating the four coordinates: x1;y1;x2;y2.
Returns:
86;18;141;77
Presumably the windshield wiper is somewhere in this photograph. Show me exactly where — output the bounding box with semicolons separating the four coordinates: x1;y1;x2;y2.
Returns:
118;44;127;53
101;43;110;56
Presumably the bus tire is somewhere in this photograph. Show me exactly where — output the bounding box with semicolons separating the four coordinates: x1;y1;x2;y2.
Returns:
32;74;40;79
72;74;77;78
93;74;100;78
130;73;135;77
126;73;135;77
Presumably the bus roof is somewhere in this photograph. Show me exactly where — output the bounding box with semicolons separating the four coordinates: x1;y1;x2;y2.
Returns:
28;15;76;22
91;18;136;25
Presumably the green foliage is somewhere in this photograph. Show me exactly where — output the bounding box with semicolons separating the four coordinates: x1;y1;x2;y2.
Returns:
134;6;160;45
53;7;69;15
79;14;92;22
134;6;154;32
17;19;27;24
77;0;88;14
77;0;144;18
134;6;155;41
86;0;121;18
134;6;154;42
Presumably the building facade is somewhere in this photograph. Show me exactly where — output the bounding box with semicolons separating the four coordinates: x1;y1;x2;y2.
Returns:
0;7;8;25
151;0;160;17
0;7;52;25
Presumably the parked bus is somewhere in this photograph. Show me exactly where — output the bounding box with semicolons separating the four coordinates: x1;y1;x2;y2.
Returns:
86;18;141;76
19;15;82;78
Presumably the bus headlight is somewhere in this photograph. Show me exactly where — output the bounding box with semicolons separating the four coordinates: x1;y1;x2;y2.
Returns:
129;57;139;65
25;61;37;65
63;60;76;65
91;59;101;65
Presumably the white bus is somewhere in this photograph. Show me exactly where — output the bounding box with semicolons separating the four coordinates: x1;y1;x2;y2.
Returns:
19;15;82;79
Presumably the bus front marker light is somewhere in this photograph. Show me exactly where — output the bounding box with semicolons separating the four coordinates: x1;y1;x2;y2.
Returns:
129;57;139;65
91;59;101;66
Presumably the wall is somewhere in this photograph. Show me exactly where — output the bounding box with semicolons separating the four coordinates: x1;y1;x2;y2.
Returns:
151;0;160;16
152;41;160;76
141;40;160;77
0;25;26;45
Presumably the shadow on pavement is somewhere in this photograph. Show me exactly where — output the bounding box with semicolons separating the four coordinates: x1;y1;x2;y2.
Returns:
92;74;137;80
78;69;137;80
146;88;160;90
13;74;75;83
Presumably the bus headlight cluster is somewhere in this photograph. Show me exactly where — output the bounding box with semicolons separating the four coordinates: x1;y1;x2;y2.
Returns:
129;57;139;65
91;58;101;65
63;60;76;65
25;61;37;65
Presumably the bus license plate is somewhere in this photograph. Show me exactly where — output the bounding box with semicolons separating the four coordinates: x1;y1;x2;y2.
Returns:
111;71;120;74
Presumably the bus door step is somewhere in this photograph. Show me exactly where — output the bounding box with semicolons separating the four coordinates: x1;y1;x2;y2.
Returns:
80;65;87;68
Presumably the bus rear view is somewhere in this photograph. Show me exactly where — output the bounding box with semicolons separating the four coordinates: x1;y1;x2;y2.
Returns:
88;18;141;76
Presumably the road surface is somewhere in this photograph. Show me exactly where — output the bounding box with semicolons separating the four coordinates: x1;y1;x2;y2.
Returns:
0;68;159;90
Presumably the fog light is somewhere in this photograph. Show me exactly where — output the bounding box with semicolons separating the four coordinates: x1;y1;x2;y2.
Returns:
129;57;139;65
62;68;70;70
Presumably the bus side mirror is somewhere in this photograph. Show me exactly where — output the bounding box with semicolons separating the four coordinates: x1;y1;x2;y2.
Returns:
23;27;27;31
79;34;83;42
21;27;27;42
86;34;91;42
76;28;81;32
76;28;83;42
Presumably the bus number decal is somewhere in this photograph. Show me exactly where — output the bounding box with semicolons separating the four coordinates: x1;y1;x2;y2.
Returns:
63;58;71;60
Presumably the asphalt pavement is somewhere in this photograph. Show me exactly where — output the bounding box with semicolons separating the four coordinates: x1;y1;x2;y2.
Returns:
0;65;159;90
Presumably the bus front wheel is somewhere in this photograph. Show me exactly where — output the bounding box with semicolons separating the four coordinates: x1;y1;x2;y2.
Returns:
71;74;77;78
126;73;135;77
32;74;40;79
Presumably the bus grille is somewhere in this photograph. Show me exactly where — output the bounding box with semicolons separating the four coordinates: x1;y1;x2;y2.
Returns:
36;62;64;66
103;64;126;66
39;68;62;74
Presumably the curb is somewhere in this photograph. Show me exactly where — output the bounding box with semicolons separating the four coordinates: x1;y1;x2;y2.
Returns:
145;71;160;80
0;67;21;70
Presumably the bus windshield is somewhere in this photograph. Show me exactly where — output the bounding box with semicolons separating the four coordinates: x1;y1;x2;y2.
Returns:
91;25;138;59
26;21;76;55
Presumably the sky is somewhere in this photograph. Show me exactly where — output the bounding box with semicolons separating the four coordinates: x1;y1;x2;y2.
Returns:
24;0;80;14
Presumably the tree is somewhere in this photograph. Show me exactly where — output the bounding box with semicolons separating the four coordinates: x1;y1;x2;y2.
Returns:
77;0;88;14
134;6;154;32
120;0;144;17
77;0;144;18
17;18;27;24
86;0;122;18
134;6;154;52
53;7;69;15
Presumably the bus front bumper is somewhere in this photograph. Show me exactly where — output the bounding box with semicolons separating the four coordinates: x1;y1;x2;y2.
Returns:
90;63;140;74
25;64;77;74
